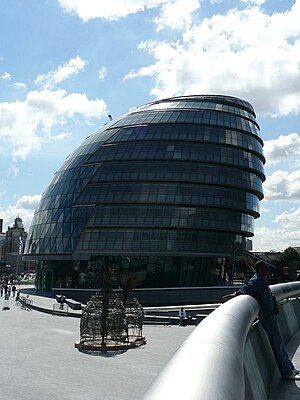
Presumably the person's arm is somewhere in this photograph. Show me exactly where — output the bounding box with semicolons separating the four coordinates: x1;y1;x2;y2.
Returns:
223;279;257;302
223;292;238;301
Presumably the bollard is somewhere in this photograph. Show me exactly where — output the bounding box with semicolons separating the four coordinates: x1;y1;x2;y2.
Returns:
3;293;10;310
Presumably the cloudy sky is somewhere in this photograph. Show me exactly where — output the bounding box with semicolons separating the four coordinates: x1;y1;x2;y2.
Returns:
1;0;300;252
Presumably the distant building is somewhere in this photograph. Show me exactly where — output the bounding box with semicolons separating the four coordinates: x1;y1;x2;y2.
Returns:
2;217;28;274
294;247;300;255
0;219;6;270
24;94;265;292
246;239;253;251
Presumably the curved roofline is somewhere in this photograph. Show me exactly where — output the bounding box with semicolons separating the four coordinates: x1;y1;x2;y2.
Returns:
142;94;256;118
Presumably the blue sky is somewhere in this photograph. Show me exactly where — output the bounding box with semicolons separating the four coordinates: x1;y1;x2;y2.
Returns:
1;0;300;252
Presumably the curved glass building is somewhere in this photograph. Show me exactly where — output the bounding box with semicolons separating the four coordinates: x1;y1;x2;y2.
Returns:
24;94;265;291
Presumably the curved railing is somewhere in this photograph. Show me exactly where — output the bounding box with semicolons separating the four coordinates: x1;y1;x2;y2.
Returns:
141;282;300;400
271;281;300;301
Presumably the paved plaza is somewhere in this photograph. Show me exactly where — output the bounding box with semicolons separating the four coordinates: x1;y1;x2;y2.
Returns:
0;295;193;400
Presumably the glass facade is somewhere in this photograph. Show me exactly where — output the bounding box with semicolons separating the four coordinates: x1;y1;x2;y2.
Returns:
24;94;265;291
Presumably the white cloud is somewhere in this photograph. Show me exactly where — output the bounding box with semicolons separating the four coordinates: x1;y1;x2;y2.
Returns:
14;82;28;91
254;225;300;252
1;72;11;80
241;0;266;4
263;170;300;201
0;89;108;159
154;0;200;31
0;194;42;232
260;206;270;213
35;56;87;89
264;133;300;166
16;194;42;210
58;0;169;21
126;1;300;117
274;206;300;228
7;164;20;177
98;66;108;81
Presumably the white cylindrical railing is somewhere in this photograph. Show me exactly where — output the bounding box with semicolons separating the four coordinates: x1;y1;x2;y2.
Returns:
141;282;300;400
271;281;300;301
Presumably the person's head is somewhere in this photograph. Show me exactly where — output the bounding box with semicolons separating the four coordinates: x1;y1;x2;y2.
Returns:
254;261;270;277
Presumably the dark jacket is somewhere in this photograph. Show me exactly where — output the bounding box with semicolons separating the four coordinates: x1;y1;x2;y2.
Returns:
236;273;275;318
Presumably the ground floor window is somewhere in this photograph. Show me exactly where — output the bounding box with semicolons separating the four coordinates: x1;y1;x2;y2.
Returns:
35;255;231;291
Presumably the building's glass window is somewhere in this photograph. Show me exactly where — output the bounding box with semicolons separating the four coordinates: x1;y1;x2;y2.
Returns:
86;205;254;234
76;182;260;215
110;110;260;137
75;228;248;254
105;124;263;155
91;161;264;196
87;142;265;177
138;100;256;122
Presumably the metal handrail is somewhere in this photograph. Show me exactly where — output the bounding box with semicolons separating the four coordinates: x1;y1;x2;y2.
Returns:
271;281;300;301
141;282;300;400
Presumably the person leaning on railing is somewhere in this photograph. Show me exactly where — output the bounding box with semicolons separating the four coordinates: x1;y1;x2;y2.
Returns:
223;260;300;380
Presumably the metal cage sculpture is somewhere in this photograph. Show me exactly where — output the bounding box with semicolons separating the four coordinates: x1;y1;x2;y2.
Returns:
75;292;146;351
123;297;144;342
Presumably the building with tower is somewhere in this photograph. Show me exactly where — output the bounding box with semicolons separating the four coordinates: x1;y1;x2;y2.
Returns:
2;217;28;275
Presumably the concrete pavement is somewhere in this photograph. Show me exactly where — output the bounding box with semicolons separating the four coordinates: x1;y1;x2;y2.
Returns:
0;289;193;400
3;286;300;399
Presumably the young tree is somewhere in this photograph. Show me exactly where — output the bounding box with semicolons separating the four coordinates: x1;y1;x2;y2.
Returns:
280;247;300;262
279;247;300;281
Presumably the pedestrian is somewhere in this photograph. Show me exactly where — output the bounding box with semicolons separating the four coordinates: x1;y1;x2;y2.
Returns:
223;260;300;380
178;307;187;326
7;285;11;297
57;294;66;309
0;285;3;297
12;284;16;297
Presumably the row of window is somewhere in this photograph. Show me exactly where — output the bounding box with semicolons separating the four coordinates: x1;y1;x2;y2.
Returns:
82;127;120;147
27;222;246;254
28;206;94;246
28;193;254;252
28;211;254;243
47;252;235;288
76;183;259;214
110;109;260;137
87;142;265;176
148;95;255;114
51;164;98;186
75;228;251;253
36;192;82;213
105;124;263;154
86;205;254;233
77;228;239;243
26;237;75;254
28;222;80;240
91;161;263;196
60;126;123;171
139;100;256;122
46;157;264;203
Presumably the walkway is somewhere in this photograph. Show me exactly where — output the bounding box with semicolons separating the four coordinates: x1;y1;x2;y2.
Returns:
5;286;300;399
0;288;192;400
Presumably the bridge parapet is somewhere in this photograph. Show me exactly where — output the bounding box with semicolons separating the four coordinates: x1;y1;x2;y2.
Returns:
141;282;300;400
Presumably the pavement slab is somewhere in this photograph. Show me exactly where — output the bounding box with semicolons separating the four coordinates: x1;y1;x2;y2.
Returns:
0;295;193;400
